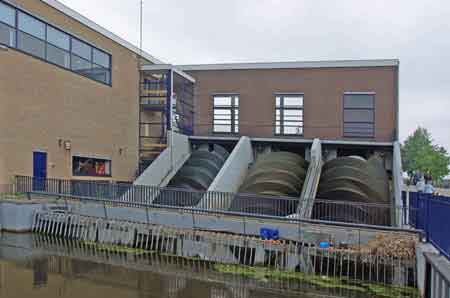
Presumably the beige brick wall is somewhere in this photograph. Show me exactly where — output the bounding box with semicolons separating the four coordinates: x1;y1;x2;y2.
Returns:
0;0;145;184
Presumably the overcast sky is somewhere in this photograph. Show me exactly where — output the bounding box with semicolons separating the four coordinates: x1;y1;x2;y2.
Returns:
61;0;450;150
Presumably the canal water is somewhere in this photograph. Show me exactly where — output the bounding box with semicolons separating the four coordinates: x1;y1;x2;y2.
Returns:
0;233;410;298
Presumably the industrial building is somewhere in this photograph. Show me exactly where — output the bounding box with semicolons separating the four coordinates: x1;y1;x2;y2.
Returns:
1;0;402;219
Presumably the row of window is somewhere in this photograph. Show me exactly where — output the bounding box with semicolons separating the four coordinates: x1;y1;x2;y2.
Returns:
0;1;111;85
212;93;375;138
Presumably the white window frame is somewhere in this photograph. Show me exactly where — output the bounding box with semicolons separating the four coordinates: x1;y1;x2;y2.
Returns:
275;93;304;136
212;94;239;134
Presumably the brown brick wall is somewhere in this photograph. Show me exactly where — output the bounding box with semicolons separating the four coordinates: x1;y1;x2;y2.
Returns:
186;66;398;142
0;0;144;184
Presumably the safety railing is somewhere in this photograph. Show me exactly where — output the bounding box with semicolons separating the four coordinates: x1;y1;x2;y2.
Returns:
313;200;397;226
14;175;411;227
408;191;450;260
0;184;16;195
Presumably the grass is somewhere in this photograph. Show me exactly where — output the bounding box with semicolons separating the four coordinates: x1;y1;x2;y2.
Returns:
81;240;151;254
213;264;420;298
0;192;27;200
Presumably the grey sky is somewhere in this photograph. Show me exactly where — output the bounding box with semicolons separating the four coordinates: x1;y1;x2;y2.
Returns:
61;0;450;149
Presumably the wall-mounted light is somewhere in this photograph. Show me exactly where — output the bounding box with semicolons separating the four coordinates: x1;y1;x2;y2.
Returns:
119;147;127;155
58;139;63;147
64;140;71;151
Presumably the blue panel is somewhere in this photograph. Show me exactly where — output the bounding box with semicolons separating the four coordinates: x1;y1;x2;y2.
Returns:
427;196;450;260
33;151;47;191
411;192;450;261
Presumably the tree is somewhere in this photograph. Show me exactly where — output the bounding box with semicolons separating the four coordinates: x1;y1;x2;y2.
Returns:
401;127;450;181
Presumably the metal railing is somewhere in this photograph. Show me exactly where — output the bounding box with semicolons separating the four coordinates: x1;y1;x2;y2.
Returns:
313;200;395;226
408;191;450;261
0;184;16;195
13;175;412;227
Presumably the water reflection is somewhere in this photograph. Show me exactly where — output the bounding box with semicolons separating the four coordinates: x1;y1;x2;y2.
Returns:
0;257;305;298
0;233;366;298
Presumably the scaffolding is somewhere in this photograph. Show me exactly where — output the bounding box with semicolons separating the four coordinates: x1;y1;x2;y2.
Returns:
139;65;195;174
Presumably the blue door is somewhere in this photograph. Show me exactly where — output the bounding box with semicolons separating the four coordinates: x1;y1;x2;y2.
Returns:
33;151;47;191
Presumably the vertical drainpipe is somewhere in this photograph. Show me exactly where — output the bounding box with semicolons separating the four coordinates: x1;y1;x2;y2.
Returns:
394;60;402;226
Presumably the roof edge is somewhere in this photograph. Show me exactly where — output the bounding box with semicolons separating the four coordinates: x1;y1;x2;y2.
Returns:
141;64;196;83
178;59;399;71
40;0;164;64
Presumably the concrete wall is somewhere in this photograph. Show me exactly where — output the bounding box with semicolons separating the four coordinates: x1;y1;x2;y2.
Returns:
416;243;439;297
424;252;450;298
197;136;254;210
7;196;418;247
207;136;253;193
134;132;191;187
297;139;322;218
186;66;398;142
0;199;56;232
0;0;153;184
393;141;404;227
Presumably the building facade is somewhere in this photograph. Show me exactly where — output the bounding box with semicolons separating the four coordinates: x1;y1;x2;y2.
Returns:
181;61;399;143
0;0;162;185
0;0;400;186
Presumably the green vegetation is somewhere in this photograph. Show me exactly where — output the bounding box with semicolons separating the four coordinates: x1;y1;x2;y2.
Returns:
82;240;151;254
0;192;26;200
402;127;450;181
214;264;420;298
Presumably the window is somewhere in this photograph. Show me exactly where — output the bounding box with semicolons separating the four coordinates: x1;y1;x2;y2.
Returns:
72;156;111;177
0;1;112;85
18;12;45;39
343;93;375;138
275;94;304;135
93;48;110;68
18;31;45;58
71;54;91;72
0;21;15;47
72;38;91;60
71;39;111;84
213;95;239;133
0;2;15;47
46;43;70;68
0;2;15;26
47;26;70;50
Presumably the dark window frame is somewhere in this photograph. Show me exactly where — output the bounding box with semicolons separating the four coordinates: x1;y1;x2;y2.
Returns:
72;156;112;177
212;93;239;134
343;92;375;138
275;93;304;136
0;0;112;86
